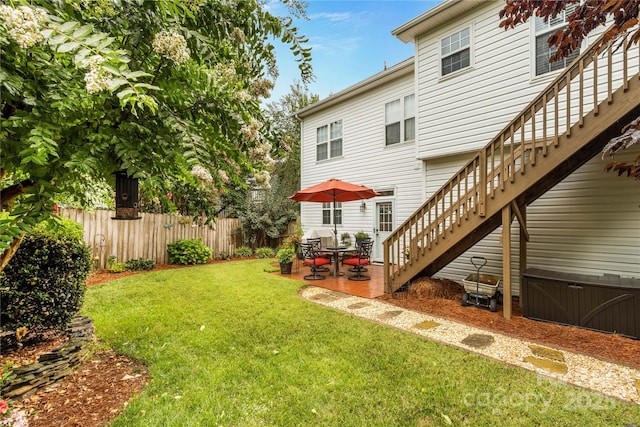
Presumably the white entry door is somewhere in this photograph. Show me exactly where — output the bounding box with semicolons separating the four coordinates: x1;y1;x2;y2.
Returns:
373;201;393;262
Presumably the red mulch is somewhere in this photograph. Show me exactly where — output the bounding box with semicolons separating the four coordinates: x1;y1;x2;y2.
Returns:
380;276;640;370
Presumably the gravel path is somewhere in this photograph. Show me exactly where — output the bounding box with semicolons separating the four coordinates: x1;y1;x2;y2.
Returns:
300;286;640;405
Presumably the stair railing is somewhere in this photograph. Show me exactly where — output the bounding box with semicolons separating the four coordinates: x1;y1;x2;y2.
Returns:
384;28;640;293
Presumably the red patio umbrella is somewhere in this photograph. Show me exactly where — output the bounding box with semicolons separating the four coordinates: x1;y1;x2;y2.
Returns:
290;178;380;246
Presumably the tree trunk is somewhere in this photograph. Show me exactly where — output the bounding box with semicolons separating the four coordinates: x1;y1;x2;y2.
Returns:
0;234;25;271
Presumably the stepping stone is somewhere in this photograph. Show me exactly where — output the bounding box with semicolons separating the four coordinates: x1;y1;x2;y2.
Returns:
461;334;495;349
348;302;370;309
326;290;348;299
523;356;568;374
309;293;342;302
378;310;404;320
529;344;565;362
413;320;440;331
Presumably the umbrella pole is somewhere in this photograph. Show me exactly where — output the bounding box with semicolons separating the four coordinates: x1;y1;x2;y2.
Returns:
333;199;338;247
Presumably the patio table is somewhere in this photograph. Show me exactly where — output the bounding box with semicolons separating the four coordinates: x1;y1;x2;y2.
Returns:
320;247;354;278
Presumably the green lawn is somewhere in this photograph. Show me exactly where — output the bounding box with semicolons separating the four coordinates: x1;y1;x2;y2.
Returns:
82;259;640;426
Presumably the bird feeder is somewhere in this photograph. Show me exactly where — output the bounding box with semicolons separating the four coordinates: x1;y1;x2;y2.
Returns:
112;170;141;220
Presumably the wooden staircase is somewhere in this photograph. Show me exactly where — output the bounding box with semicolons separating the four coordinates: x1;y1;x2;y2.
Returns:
384;33;640;294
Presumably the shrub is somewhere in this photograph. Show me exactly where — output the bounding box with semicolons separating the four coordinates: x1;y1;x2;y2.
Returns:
0;225;91;332
255;247;275;259
217;251;231;260
33;216;84;242
276;247;295;264
167;238;212;265
125;258;156;271
234;246;253;258
107;255;126;273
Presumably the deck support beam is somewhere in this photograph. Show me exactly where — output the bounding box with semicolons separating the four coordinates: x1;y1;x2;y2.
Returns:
517;201;527;309
502;205;512;320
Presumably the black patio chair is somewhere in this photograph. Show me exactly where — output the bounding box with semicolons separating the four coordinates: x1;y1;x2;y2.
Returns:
301;242;331;280
342;240;373;281
344;237;372;272
306;237;331;272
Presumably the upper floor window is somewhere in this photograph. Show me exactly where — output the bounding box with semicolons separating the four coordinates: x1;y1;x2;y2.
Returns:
316;120;343;161
322;202;342;225
441;27;470;76
535;3;580;76
385;94;415;145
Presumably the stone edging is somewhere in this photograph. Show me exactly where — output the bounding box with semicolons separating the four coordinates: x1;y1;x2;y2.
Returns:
1;316;95;400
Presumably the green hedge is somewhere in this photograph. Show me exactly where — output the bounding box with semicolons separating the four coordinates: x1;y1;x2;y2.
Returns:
167;238;212;265
0;221;90;331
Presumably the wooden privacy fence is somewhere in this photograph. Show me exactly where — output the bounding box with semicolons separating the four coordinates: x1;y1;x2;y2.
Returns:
60;208;243;268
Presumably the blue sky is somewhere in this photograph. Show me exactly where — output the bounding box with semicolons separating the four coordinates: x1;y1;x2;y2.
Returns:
268;0;442;101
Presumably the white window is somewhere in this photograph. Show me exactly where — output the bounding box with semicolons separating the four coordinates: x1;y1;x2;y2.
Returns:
385;94;415;145
535;3;580;76
316;120;343;161
322;202;342;225
441;27;470;76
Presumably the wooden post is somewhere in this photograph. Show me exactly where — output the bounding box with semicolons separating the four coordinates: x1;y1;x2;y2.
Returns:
502;205;512;320
518;202;527;309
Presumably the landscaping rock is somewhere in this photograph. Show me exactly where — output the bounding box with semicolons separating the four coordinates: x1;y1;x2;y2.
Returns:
1;316;96;400
523;356;568;374
378;310;404;320
461;334;495;349
529;344;565;362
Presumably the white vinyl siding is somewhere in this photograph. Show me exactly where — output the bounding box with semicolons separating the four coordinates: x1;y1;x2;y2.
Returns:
441;27;471;76
316;120;343;161
298;65;422;238
534;3;580;76
385;94;415;145
414;1;593;160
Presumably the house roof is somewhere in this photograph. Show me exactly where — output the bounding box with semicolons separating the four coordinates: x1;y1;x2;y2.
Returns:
392;0;491;43
294;57;414;119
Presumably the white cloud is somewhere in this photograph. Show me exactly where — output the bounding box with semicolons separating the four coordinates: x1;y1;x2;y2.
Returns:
309;35;361;53
309;12;354;22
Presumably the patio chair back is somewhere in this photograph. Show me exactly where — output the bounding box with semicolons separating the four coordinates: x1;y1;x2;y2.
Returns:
300;242;331;280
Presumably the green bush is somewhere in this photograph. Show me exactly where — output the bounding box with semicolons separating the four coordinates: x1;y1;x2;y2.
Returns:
125;258;156;271
0;225;91;332
33;216;84;242
234;246;253;258
107;255;126;273
255;247;275;258
167;238;212;265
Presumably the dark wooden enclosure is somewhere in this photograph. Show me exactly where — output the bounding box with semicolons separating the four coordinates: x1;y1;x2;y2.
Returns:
522;268;640;339
112;170;141;220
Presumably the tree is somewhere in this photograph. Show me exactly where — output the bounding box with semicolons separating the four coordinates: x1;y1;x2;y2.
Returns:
499;0;640;179
0;0;313;268
264;80;320;199
234;81;319;247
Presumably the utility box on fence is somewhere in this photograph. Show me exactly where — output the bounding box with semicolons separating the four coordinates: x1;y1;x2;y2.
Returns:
522;268;640;339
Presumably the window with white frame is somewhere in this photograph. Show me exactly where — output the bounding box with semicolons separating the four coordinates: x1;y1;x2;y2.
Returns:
535;3;580;76
322;202;342;225
385;94;415;145
316;120;343;161
441;27;470;76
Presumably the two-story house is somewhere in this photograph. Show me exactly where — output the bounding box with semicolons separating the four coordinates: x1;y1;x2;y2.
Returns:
296;0;640;326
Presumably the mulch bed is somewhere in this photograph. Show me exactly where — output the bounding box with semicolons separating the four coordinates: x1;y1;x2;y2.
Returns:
381;276;640;370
